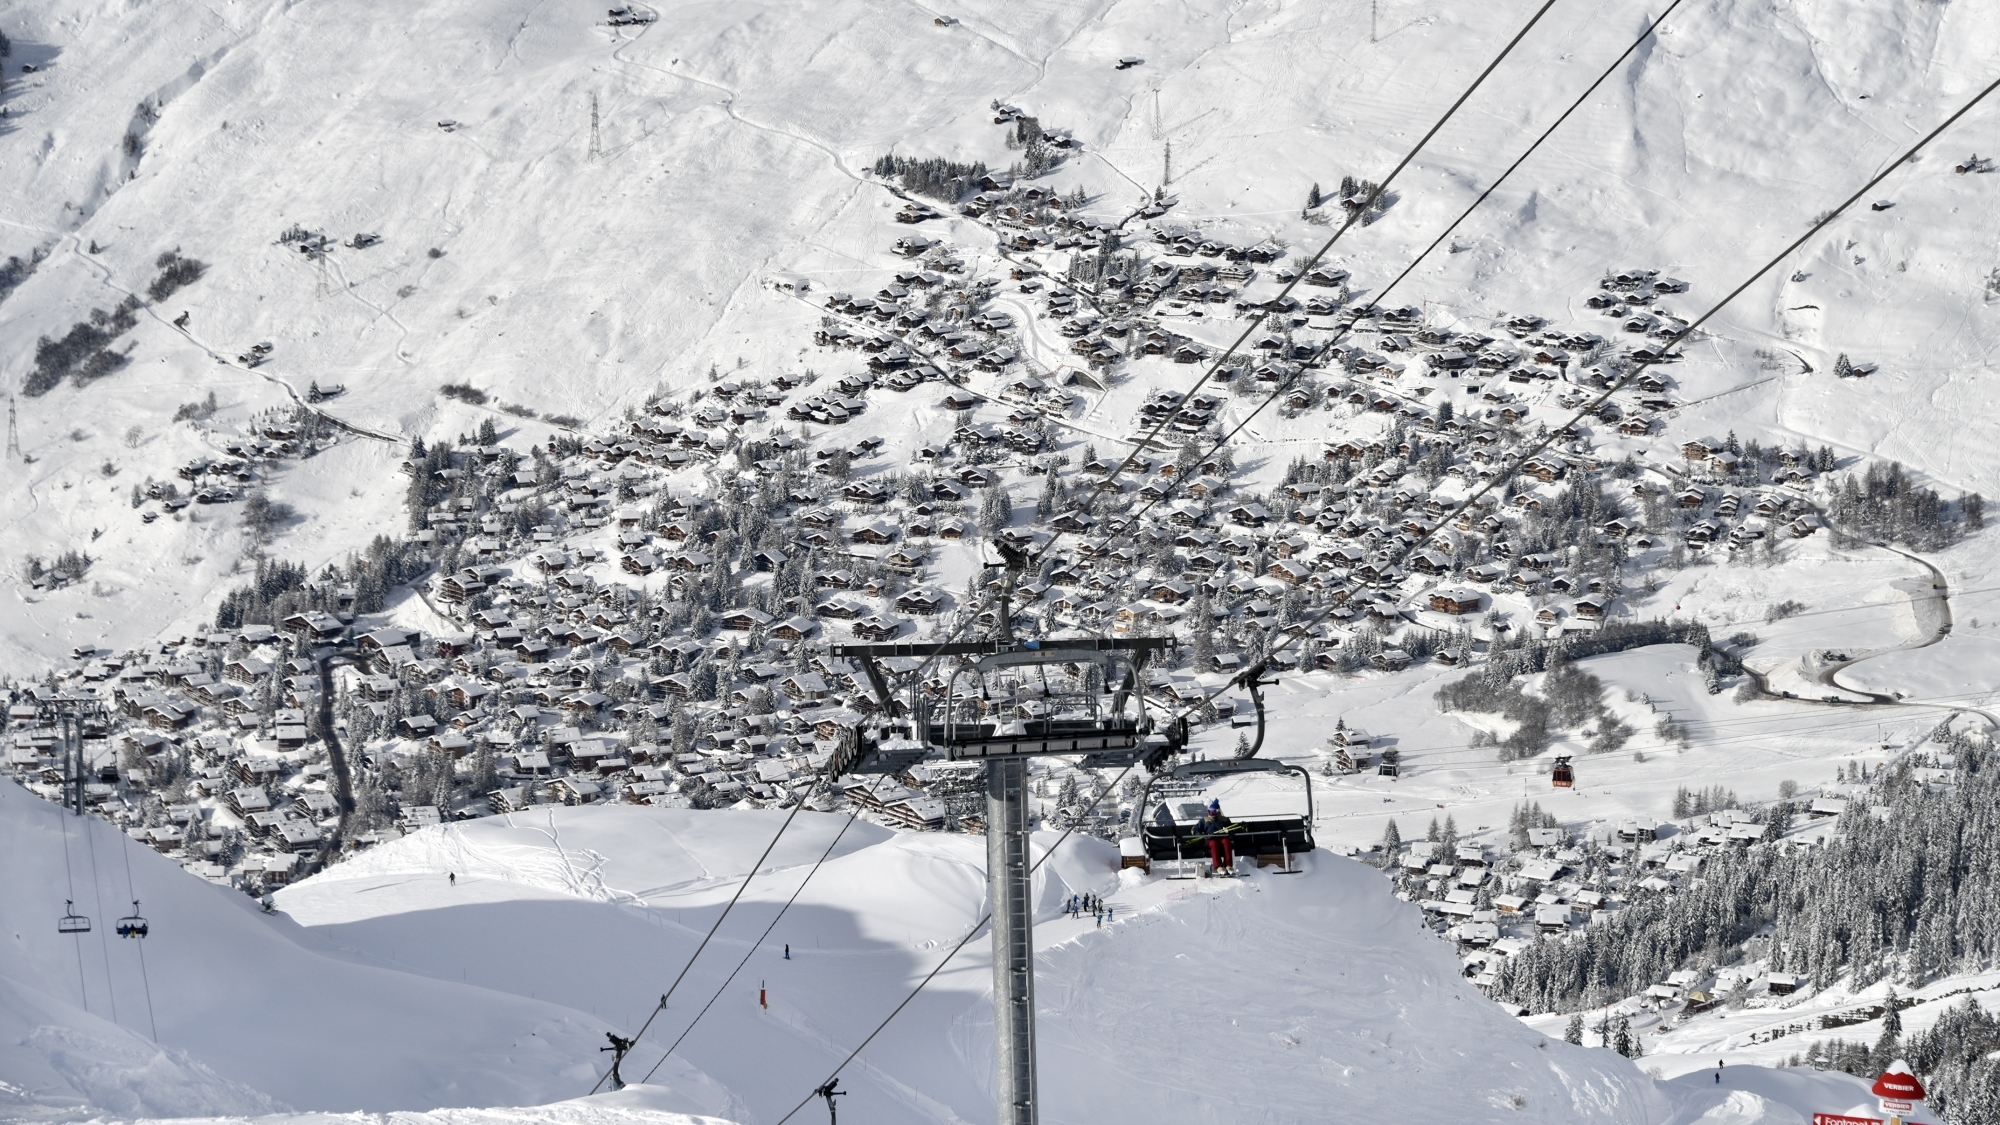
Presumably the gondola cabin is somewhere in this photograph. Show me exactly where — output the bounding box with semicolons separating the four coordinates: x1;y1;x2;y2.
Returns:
1140;759;1314;866
1551;755;1575;788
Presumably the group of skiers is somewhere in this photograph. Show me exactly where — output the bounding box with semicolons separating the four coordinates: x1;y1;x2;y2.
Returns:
1064;893;1114;926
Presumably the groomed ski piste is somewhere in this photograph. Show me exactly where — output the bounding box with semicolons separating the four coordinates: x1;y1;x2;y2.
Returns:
0;777;1900;1125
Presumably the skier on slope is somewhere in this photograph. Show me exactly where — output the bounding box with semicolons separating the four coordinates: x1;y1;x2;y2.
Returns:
1198;800;1236;873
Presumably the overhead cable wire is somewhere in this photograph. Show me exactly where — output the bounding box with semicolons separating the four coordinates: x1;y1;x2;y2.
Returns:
859;0;1566;693
1155;69;2000;730
770;758;1145;1125
57;795;90;1012
81;808;121;1027
116;824;160;1041
1068;0;1691;561
636;771;892;1085
681;43;2000;1125
587;776;831;1094
1056;0;1561;528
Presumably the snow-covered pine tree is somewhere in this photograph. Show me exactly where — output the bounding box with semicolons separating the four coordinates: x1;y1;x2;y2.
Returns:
1379;818;1401;868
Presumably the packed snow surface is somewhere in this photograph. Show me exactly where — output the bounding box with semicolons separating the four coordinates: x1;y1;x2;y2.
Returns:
0;786;1917;1124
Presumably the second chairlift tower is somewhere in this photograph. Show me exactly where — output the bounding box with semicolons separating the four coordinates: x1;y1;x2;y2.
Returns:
834;550;1174;1125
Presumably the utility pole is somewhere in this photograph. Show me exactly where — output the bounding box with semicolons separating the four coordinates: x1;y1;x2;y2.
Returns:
589;93;603;162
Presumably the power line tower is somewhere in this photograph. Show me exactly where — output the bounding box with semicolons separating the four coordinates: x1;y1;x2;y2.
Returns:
6;395;20;461
589;93;603;162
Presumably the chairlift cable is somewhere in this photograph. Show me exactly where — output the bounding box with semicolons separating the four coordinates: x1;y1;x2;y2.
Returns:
57;801;90;1011
1156;70;2000;736
81;812;122;1027
636;772;894;1085
855;0;1564;693
115;825;160;1040
586;770;838;1095
1057;0;1562;534
1078;0;1696;560
770;758;1145;1125
759;42;2000;1125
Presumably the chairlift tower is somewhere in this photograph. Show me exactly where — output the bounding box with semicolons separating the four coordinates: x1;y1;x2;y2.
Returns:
38;695;109;816
834;570;1172;1125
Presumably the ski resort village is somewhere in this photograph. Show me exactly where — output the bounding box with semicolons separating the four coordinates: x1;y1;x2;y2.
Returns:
3;0;2000;1123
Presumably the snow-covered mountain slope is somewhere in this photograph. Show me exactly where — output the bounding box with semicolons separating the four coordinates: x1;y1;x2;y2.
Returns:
0;778;710;1118
275;802;1668;1125
5;779;1931;1125
3;0;1998;666
98;1087;734;1125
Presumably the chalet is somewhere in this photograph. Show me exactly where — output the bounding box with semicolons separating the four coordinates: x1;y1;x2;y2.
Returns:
850;520;898;545
282;611;347;639
1428;589;1481;615
142;698;199;730
1227;503;1272;528
850;615;904;642
358;629;419;657
224;657;273;684
1682;438;1716;461
894;588;946;615
1268;560;1312;586
719;608;775;632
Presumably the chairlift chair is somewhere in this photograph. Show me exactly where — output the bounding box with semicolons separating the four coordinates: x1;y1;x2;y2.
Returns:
58;901;91;935
1551;755;1575;789
116;901;149;939
1138;758;1316;866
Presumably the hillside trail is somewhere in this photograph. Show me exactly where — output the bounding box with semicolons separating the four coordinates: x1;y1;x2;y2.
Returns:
61;232;402;444
1736;519;1998;729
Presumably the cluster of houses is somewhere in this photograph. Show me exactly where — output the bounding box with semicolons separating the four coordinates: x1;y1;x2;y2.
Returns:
1392;797;1849;1000
3;119;1873;896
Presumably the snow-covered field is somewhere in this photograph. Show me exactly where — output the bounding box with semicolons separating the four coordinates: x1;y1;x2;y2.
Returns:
1;784;1909;1124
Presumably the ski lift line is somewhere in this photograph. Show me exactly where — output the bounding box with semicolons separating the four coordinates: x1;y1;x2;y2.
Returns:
1052;0;1562;556
636;771;895;1086
771;757;1149;1125
1075;0;1696;557
1153;72;2000;737
925;0;1687;664
114;824;159;1040
587;769;843;1096
81;808;123;1029
56;807;92;1011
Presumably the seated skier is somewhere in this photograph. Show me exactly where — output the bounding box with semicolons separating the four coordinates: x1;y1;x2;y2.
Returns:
1200;799;1235;873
